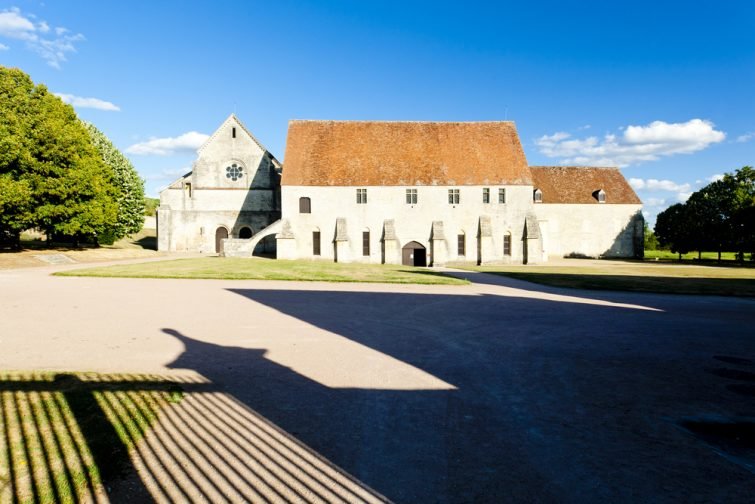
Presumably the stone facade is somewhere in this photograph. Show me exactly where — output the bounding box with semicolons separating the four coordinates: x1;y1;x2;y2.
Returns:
157;115;281;253
278;185;542;265
159;117;643;264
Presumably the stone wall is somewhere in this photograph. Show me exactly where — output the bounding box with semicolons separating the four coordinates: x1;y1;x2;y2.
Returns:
279;185;538;265
534;203;643;258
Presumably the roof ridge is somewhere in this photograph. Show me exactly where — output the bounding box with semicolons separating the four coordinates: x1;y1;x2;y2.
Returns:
530;165;620;170
288;119;517;125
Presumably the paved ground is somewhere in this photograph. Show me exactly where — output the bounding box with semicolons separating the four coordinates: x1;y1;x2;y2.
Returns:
1;262;754;502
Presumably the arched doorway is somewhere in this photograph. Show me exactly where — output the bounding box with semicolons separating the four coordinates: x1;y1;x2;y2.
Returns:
402;241;426;266
215;227;229;253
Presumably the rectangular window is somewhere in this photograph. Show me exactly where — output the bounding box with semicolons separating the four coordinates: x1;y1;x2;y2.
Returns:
357;188;367;204
363;231;370;256
458;234;465;256
313;231;321;256
184;183;192;198
232;127;236;138
498;188;506;204
448;189;460;204
483;188;490;204
299;197;311;213
406;188;417;204
504;234;511;256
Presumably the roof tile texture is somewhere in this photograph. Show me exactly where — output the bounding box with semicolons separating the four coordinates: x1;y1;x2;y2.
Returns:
282;121;532;186
530;166;641;204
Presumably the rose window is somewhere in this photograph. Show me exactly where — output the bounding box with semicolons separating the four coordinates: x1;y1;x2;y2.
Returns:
226;164;243;181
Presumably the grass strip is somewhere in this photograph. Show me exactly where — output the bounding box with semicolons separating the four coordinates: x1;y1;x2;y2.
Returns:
55;257;468;285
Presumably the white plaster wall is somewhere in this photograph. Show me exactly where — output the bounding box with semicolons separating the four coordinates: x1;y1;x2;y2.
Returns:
534;203;643;258
281;185;535;264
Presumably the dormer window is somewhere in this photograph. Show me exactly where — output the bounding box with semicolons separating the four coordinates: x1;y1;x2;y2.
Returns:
533;188;543;203
594;189;606;203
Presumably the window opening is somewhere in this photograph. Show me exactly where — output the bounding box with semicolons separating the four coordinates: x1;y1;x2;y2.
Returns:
363;231;370;256
448;189;460;204
299;197;311;213
357;188;368;204
313;231;321;255
226;163;243;181
406;188;418;204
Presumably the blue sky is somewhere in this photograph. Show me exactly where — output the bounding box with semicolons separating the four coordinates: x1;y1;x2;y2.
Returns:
1;0;753;224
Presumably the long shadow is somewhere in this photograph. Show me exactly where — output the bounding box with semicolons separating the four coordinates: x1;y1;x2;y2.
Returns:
0;373;208;502
159;288;755;502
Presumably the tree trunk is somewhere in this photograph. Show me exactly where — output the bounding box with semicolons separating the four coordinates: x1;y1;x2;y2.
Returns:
718;250;721;262
698;251;702;260
678;252;682;261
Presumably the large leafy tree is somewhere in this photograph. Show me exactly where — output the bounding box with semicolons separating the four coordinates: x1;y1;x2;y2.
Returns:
0;66;118;247
654;166;755;261
655;203;694;259
84;122;145;243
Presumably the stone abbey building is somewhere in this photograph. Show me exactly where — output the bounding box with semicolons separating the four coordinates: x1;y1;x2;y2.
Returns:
158;115;643;265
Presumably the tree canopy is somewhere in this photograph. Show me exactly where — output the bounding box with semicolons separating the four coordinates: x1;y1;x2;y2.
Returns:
654;166;755;260
84;122;145;243
0;66;143;247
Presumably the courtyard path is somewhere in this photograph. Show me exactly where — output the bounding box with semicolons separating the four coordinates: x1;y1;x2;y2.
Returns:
1;261;754;502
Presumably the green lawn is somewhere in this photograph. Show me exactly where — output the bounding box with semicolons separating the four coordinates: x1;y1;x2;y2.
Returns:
455;261;755;296
56;257;468;285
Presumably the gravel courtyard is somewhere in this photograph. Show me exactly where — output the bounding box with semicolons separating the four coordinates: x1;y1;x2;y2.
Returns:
1;263;754;502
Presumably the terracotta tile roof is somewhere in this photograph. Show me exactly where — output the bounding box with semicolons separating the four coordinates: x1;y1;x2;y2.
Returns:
282;120;532;186
530;166;641;204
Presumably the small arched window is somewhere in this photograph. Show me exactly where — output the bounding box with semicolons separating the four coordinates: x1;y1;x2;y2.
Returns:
239;227;253;239
594;189;606;203
299;197;311;213
534;189;543;203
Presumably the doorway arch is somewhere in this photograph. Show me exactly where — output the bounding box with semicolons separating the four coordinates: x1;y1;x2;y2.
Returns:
402;241;426;266
215;227;229;253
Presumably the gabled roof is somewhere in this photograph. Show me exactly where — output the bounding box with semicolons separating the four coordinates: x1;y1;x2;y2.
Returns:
198;113;275;157
282;120;532;186
529;166;641;204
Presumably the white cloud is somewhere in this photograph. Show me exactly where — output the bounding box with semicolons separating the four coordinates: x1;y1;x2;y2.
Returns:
628;178;691;193
644;197;666;207
0;43;8;51
0;7;84;68
535;119;726;167
145;167;190;182
707;173;724;183
736;132;755;143
126;132;209;156
677;192;692;202
54;93;120;111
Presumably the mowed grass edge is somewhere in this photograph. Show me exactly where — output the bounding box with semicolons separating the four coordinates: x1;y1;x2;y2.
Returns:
453;262;755;297
54;257;468;285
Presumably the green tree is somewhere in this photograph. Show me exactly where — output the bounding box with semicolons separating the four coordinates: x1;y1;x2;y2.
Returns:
83;122;145;243
655;203;694;260
0;66;118;246
643;223;658;251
